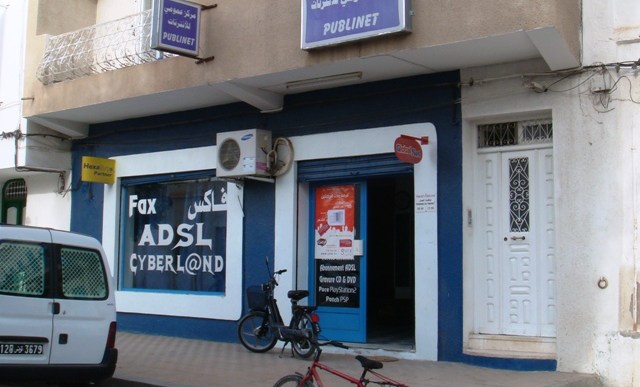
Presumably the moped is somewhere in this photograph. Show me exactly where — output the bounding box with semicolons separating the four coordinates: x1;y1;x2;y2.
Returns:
237;258;321;358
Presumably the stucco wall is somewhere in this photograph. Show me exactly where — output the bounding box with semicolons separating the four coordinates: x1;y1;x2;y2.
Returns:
23;172;71;229
461;35;639;386
22;0;580;119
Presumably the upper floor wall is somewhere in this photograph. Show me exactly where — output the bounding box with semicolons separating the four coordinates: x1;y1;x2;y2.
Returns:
23;0;582;138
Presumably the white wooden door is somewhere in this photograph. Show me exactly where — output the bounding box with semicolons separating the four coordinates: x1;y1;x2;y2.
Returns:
475;148;556;337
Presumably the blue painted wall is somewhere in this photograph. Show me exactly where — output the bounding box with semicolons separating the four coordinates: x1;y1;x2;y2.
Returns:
70;71;553;370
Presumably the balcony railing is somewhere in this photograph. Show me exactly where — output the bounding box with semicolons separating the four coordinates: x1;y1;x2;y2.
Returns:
37;10;172;85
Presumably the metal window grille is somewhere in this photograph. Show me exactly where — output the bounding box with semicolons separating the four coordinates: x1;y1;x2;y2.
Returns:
36;10;173;85
60;248;107;299
0;242;45;296
3;179;27;200
478;119;552;148
508;157;530;232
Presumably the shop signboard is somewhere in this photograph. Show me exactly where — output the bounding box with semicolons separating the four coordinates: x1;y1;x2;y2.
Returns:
151;0;201;57
314;184;359;307
394;135;423;164
121;178;227;293
301;0;412;49
81;156;116;184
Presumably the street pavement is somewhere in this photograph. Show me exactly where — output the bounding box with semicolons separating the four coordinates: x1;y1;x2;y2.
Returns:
3;332;602;386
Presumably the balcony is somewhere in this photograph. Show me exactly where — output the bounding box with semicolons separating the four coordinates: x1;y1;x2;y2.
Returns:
36;10;171;85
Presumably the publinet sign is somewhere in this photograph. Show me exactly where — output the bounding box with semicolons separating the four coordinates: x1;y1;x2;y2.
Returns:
151;0;201;57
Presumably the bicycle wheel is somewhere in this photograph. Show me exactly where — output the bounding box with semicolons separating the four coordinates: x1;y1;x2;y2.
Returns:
273;374;313;387
291;313;317;358
238;311;278;353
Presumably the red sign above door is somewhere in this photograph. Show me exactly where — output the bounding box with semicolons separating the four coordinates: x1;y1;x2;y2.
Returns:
394;135;425;164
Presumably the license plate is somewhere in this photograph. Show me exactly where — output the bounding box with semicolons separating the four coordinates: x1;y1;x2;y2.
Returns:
0;343;44;355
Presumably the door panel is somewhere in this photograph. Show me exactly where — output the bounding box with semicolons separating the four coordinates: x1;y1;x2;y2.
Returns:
502;151;537;336
0;239;53;365
50;246;113;364
310;183;367;342
475;148;555;337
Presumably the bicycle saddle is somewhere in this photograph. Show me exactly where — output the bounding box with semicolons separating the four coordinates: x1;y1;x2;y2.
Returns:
355;355;383;370
287;290;309;301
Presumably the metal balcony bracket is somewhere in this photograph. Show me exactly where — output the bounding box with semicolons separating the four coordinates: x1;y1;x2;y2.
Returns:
201;4;218;11
193;4;217;63
195;56;215;65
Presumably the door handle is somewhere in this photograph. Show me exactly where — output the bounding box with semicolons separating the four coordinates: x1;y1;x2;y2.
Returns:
52;302;60;315
510;236;526;241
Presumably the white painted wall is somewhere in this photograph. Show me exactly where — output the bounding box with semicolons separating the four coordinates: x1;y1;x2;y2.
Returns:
23;173;70;230
0;0;24;170
462;0;640;383
96;0;138;24
0;1;72;230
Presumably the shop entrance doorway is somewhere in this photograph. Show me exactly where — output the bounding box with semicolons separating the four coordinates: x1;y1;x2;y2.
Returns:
367;176;414;348
308;174;415;347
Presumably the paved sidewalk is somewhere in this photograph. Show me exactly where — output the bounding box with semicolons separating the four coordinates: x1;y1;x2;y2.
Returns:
109;332;601;387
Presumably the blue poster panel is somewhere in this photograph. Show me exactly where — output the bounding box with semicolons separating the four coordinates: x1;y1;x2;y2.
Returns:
121;177;227;293
301;0;412;49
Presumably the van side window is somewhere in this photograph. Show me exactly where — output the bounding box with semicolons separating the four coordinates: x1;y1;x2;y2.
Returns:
60;247;107;299
0;242;46;296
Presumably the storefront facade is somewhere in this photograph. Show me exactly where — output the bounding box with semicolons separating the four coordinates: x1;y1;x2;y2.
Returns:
70;72;469;363
26;0;640;385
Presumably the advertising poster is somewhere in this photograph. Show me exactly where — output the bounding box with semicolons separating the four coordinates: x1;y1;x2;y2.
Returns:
121;179;227;293
314;185;356;260
315;184;359;307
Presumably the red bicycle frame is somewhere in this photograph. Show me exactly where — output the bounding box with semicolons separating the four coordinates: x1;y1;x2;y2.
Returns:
299;358;408;387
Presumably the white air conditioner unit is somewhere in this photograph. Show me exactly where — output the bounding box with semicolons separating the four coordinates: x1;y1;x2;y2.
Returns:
216;129;272;178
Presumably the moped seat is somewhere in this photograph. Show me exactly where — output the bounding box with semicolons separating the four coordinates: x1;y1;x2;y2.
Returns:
287;290;309;301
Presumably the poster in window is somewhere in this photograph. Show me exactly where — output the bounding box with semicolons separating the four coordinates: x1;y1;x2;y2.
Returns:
314;185;356;260
314;184;359;307
121;178;227;293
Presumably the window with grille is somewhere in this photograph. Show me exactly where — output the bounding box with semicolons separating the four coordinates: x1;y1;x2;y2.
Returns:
60;247;108;299
2;179;27;225
0;242;46;296
478;119;552;148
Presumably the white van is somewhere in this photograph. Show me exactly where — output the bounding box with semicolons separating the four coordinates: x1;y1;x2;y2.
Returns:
0;225;117;383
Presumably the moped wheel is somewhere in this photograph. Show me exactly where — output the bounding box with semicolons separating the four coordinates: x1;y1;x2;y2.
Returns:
291;313;317;358
273;374;314;387
238;311;278;353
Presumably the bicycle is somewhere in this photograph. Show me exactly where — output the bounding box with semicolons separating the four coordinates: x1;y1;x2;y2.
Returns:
272;330;409;387
237;257;321;358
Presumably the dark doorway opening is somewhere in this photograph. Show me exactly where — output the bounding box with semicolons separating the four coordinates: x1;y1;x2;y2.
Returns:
366;175;415;349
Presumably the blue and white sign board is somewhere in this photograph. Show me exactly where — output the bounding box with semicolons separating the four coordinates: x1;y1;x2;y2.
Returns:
151;0;201;57
301;0;412;50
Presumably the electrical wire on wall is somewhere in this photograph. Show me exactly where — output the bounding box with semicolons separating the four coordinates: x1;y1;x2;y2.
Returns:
267;137;293;177
0;128;70;195
460;58;640;114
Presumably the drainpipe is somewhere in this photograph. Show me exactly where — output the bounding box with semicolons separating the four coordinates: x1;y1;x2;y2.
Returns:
632;107;639;332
